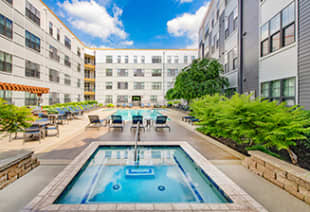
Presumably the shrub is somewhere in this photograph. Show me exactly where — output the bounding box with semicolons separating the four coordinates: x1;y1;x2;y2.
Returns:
190;93;310;164
106;103;114;108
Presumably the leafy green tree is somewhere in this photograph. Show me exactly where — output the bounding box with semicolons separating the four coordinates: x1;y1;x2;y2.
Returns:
0;99;35;141
165;88;180;100
168;58;229;103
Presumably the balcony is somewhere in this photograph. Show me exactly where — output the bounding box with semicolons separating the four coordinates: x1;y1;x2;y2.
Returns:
84;91;95;95
84;78;95;82
84;64;95;70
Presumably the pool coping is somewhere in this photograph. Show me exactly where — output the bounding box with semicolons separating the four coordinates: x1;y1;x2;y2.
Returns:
23;141;268;211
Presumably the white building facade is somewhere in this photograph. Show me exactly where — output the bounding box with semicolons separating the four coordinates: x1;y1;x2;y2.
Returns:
95;49;197;105
0;0;85;106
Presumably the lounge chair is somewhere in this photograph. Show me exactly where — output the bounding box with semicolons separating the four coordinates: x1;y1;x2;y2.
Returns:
86;115;107;129
141;103;144;108
154;116;170;132
129;103;133;108
182;116;195;122
147;103;151;107
109;115;124;131
130;115;145;131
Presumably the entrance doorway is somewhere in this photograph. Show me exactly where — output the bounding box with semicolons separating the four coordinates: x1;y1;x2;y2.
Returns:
132;96;141;106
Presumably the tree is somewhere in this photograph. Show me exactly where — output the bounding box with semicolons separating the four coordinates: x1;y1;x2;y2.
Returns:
165;88;180;100
167;58;229;103
0;99;35;141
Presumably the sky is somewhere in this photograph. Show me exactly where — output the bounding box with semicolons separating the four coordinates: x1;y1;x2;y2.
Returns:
43;0;209;49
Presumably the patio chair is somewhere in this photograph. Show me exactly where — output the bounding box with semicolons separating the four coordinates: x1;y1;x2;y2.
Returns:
45;122;59;137
109;115;124;131
23;125;41;144
130;115;145;131
86;115;107;129
154;116;170;132
182;116;195;122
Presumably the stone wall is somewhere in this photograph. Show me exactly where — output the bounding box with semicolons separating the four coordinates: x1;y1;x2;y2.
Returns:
0;152;40;190
242;151;310;205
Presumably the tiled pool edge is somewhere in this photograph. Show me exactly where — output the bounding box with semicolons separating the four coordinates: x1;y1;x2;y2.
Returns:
23;141;268;212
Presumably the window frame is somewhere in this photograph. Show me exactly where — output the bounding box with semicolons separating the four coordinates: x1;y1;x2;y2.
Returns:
0;14;13;39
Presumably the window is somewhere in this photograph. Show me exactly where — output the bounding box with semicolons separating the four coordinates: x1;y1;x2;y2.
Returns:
261;82;270;98
134;56;137;64
64;55;71;67
282;2;295;47
167;81;174;89
141;56;145;64
64;74;71;86
134;69;144;77
261;77;296;106
233;7;238;31
117;56;121;63
167;69;178;77
26;1;40;26
117;69;128;77
152;56;162;63
184;56;188;64
233;57;238;70
25;92;37;106
77;79;81;88
4;0;12;5
174;56;179;64
25;31;40;52
118;82;128;89
25;60;40;78
228;50;234;72
77;48;81;57
152;69;162;77
49;92;60;105
134;82;144;90
77;94;81;102
64;94;71;103
150;95;157;103
117;95;128;103
106;69;112;76
106;55;113;63
152;82;161;90
261;39;269;57
271;80;281;98
0;14;12;39
84;82;94;92
105;82;112;89
0;90;12;104
77;63;81;72
191;56;195;61
105;95;113;104
57;29;60;41
167;56;171;63
0;51;12;73
64;36;71;49
271;32;280;52
49;22;53;36
125;56;128;63
49;45;59;62
49;69;59;83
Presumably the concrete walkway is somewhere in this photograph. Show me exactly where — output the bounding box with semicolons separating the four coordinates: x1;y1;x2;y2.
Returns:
0;108;309;212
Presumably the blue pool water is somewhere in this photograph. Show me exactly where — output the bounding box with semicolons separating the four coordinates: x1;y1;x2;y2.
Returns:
55;146;231;204
112;109;166;121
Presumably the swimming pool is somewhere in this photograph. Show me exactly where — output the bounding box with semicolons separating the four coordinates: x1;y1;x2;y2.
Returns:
112;109;166;121
55;146;231;204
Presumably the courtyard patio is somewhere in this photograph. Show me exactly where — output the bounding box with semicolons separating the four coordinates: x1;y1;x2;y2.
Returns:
0;108;309;211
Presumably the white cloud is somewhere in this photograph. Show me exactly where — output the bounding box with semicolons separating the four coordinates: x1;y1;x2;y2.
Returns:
177;0;193;3
167;2;209;48
121;40;134;46
58;0;128;41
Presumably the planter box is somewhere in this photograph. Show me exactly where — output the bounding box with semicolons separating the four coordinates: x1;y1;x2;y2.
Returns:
242;151;310;205
0;150;40;190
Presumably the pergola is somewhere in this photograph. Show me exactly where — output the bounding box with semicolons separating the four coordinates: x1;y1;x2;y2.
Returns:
0;82;49;105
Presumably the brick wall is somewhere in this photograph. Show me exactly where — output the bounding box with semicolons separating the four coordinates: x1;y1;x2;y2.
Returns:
242;151;310;205
0;155;40;190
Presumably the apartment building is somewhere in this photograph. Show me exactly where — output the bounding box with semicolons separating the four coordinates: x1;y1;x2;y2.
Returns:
199;0;241;95
0;0;85;106
199;0;310;109
95;49;197;105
